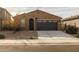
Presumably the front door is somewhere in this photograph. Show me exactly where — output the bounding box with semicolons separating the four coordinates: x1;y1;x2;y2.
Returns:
29;18;34;30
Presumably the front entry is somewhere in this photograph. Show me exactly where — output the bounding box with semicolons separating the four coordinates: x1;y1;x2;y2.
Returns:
29;18;34;30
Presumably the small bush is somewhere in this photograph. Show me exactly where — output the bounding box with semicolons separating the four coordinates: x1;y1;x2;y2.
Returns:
29;37;34;39
66;26;78;34
0;34;5;39
3;26;14;31
77;30;79;38
14;27;20;31
13;27;21;34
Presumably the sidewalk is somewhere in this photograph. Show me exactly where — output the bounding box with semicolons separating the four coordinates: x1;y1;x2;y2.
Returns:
0;38;79;46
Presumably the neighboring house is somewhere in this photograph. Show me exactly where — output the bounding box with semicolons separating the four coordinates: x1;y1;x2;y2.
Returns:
0;7;14;30
14;10;62;31
62;15;79;28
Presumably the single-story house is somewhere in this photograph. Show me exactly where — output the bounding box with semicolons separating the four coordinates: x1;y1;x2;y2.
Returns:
0;7;14;30
62;15;79;28
14;10;62;31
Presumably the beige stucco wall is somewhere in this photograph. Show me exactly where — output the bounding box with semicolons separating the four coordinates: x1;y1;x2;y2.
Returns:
63;19;79;28
14;10;62;30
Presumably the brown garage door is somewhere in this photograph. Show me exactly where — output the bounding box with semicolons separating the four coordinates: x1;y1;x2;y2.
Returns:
36;20;58;30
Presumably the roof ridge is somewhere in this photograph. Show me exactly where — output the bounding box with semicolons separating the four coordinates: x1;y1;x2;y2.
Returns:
14;9;62;19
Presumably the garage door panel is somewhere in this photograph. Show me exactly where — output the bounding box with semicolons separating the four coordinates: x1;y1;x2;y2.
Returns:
37;21;58;30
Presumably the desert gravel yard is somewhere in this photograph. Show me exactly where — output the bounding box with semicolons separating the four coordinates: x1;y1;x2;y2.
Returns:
0;31;38;39
38;31;76;40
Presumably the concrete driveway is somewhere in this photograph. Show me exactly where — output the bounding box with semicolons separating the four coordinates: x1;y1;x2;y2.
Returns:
38;31;76;39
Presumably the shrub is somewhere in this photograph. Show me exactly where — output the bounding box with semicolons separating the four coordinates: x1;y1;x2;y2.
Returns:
14;27;20;31
66;26;78;34
0;34;5;39
13;27;21;34
3;26;14;31
77;30;79;38
29;37;34;39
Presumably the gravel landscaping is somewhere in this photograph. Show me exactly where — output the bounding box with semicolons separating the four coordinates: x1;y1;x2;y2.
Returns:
0;31;38;39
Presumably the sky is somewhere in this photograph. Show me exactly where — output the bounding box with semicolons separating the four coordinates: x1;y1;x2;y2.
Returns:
5;7;79;18
0;0;79;18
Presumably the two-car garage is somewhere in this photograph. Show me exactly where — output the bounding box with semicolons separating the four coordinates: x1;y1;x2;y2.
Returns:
36;20;58;30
